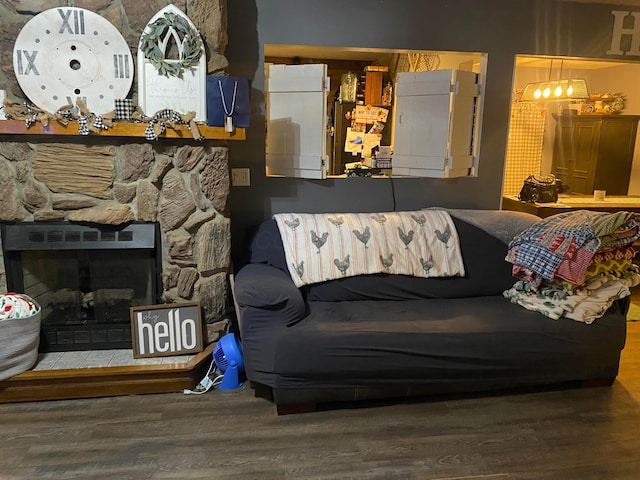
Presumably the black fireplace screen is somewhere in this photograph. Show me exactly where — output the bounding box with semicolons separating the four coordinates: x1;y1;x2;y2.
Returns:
1;222;162;352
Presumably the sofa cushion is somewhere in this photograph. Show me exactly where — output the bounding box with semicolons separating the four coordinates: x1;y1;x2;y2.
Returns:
246;296;627;390
247;212;534;301
248;218;289;272
304;216;516;300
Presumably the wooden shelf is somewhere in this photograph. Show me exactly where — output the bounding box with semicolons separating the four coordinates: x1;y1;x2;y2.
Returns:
0;119;246;140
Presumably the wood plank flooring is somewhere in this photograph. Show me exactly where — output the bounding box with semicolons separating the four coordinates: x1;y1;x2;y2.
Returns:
1;322;639;480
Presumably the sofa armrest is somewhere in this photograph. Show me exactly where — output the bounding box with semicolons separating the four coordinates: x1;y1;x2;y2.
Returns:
233;263;307;326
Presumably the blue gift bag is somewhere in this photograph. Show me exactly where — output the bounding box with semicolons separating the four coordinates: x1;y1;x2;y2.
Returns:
206;76;251;128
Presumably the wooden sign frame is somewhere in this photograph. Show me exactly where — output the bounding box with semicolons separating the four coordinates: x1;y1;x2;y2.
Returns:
130;302;204;358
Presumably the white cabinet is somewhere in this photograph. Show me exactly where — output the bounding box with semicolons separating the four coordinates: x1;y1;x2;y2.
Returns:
265;64;330;179
392;69;480;178
264;66;481;179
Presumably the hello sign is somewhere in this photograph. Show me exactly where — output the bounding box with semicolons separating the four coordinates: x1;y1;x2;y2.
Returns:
130;302;203;358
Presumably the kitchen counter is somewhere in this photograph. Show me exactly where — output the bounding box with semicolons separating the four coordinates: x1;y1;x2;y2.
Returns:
502;194;640;218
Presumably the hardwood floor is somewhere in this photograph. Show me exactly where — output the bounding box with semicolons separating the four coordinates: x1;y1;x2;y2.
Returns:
1;322;639;480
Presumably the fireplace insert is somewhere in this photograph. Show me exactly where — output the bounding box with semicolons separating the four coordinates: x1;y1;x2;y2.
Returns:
1;222;162;352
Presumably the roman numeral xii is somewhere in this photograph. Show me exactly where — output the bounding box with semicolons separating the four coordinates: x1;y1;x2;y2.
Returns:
58;8;85;35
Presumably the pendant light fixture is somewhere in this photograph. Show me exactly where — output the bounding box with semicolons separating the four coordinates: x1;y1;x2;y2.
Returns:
554;61;564;97
521;58;589;102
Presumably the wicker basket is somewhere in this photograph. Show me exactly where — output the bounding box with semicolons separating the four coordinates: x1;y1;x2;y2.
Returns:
0;302;41;382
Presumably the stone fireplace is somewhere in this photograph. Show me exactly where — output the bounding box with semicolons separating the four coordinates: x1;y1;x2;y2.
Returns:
0;140;232;346
0;0;233;348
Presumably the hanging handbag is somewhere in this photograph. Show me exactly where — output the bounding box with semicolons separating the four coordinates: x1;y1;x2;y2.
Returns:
518;174;559;203
206;76;251;129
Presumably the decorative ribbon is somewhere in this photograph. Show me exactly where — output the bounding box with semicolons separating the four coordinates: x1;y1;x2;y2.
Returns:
144;108;204;141
2;98;203;141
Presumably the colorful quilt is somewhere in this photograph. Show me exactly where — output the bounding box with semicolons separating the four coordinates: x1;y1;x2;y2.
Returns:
507;210;640;282
273;210;465;287
504;210;640;323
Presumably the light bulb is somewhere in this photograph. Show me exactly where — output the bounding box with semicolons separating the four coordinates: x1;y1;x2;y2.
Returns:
534;88;542;99
554;85;563;96
543;86;551;98
567;84;573;96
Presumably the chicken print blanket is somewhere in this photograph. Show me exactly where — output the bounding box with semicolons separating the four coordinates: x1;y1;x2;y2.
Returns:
273;210;465;287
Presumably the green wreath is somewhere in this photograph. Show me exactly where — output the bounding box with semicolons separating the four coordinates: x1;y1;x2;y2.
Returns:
140;12;203;78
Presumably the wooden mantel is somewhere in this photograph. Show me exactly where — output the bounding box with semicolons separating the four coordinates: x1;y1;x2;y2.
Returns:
0;119;246;140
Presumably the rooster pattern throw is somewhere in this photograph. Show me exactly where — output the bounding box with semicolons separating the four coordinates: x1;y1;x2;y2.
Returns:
273;210;465;287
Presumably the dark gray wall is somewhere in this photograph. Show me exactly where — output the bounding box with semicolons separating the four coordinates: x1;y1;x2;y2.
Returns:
225;0;635;265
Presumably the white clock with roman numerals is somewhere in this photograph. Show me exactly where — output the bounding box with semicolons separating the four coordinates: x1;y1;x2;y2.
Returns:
12;7;133;115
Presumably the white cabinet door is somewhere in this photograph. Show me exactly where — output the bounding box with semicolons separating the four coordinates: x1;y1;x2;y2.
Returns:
392;69;479;178
266;64;329;179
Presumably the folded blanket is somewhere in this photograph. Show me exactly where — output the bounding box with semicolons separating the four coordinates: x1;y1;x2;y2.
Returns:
505;210;640;323
507;210;640;282
503;278;633;324
273;210;465;287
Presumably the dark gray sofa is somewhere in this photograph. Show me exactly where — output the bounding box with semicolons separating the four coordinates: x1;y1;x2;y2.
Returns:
233;209;629;414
